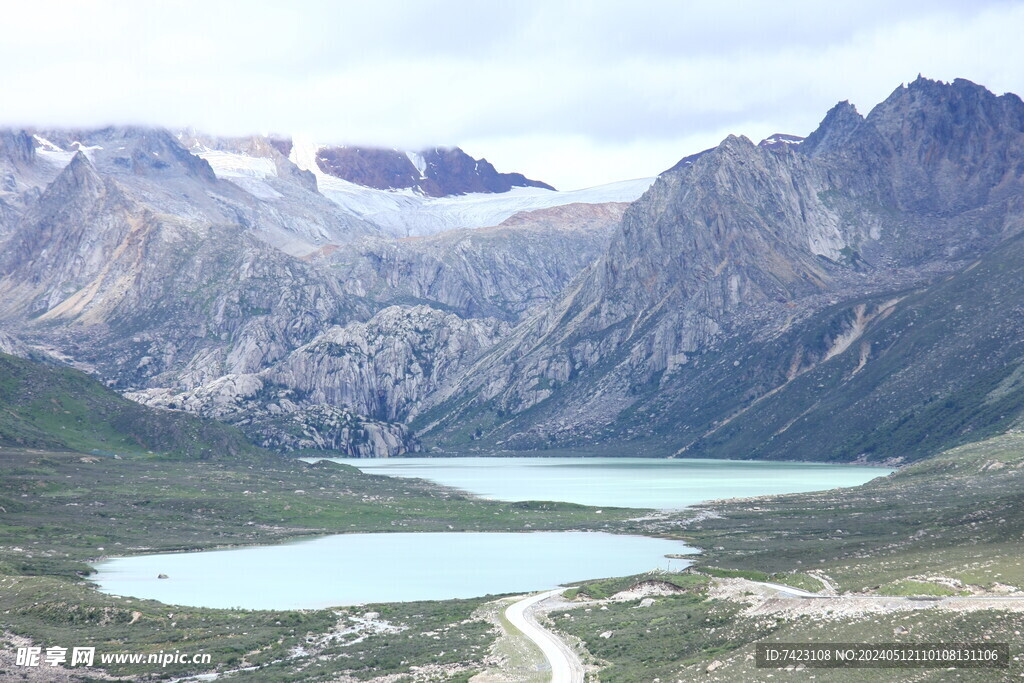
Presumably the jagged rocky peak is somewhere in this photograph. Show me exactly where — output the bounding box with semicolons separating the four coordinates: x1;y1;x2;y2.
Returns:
799;100;864;156
864;77;1024;214
50;150;105;198
34;126;217;183
867;76;1024;151
662;134;766;177
601;128;840;313
759;133;805;149
314;144;555;196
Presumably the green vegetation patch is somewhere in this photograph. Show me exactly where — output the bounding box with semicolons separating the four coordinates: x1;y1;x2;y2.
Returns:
0;572;333;678
876;580;960;597
0;352;259;460
0;448;634;678
569;571;707;600
666;433;1024;592
552;593;777;682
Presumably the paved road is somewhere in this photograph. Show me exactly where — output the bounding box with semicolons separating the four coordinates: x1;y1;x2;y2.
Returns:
751;580;1024;601
505;589;584;683
752;580;824;597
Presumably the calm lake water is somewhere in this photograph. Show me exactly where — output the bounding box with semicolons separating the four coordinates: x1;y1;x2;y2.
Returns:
92;456;886;609
316;456;889;509
91;532;693;610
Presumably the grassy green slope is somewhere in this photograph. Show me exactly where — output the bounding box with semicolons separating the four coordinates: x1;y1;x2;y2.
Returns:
675;432;1024;592
0;352;259;459
553;434;1024;681
0;450;632;679
679;233;1024;463
576;231;1024;464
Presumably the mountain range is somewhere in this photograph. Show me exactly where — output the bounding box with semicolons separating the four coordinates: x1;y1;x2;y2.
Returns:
2;76;1023;463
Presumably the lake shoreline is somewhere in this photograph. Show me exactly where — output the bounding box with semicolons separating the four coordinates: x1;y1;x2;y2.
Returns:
90;531;697;610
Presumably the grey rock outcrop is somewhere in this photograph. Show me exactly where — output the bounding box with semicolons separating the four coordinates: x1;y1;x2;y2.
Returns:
131;304;506;454
130;377;413;457
266;305;508;422
326;201;625;320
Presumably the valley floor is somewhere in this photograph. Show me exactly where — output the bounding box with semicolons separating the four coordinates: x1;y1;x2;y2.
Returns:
3;434;1024;681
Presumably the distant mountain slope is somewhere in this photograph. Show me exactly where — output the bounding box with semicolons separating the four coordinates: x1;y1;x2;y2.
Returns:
314;145;554;196
418;77;1024;463
0;147;369;391
7;77;1023;463
184;134;653;239
670;231;1024;463
0;353;257;459
326;201;627;320
0;126;626;456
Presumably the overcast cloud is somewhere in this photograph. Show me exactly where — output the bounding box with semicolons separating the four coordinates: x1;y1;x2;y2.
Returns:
1;1;1022;188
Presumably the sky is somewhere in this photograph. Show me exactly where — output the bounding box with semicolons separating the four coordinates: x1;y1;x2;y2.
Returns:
1;1;1023;189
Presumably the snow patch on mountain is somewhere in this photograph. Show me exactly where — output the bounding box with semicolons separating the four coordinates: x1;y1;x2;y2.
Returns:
194;148;277;179
289;137;653;236
406;150;427;179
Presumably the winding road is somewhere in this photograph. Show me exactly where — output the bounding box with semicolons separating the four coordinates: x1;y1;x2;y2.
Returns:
504;589;585;683
499;580;1024;682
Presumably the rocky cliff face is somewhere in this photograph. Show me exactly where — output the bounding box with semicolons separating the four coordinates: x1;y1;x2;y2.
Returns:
0;125;632;457
315;145;554;196
0;127;394;455
129;376;413;457
0;149;366;391
418;78;1024;462
325;201;624;320
265;305;508;422
130;305;507;454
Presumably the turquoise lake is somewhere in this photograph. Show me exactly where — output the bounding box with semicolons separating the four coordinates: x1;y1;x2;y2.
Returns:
91;457;887;608
318;456;889;509
91;532;694;610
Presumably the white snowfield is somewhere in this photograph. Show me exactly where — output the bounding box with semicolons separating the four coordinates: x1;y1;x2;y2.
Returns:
34;133;655;239
286;138;654;237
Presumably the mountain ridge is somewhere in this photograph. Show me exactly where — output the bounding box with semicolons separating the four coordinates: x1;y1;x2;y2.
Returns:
2;77;1024;462
314;144;555;197
416;77;1024;463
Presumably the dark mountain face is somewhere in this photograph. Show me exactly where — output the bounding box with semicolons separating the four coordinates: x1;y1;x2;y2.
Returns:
418;77;1024;463
0;130;34;167
315;145;554;196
